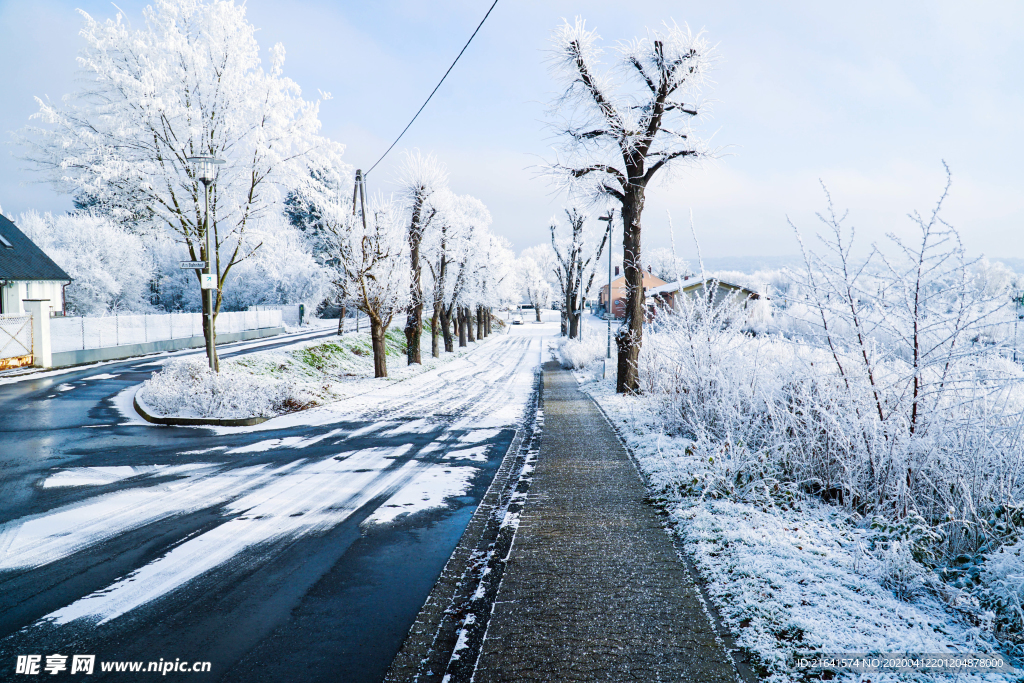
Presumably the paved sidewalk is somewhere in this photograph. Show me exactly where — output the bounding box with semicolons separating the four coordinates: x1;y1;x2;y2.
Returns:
474;362;738;682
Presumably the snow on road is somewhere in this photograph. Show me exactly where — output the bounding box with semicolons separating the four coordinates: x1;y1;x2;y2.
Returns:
1;325;551;632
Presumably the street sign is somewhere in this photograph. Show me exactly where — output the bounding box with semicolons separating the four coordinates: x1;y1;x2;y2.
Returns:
201;274;216;290
180;261;207;269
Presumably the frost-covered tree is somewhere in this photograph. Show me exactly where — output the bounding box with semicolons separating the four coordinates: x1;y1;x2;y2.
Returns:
18;211;154;315
545;17;715;393
323;190;409;378
518;256;552;322
18;0;341;369
423;192;490;353
396;151;448;365
644;247;691;284
470;234;517;338
218;217;330;312
521;244;559;297
550;207;609;338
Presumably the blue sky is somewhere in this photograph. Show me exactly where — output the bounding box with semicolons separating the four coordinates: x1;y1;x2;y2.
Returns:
1;0;1021;261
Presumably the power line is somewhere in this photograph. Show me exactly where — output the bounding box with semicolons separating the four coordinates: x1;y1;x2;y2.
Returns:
365;0;499;177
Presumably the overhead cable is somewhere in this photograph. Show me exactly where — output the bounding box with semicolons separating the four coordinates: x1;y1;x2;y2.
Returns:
365;0;499;177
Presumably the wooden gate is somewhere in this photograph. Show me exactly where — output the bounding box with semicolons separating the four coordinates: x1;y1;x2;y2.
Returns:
0;314;33;370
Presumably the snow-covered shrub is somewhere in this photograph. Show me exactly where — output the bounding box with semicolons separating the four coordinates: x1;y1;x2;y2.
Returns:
980;539;1024;649
18;211;154;314
635;174;1024;594
555;336;606;369
138;357;315;419
864;513;942;601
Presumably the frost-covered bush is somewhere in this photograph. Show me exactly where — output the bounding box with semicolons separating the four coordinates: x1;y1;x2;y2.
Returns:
636;174;1024;588
555;336;606;369
980;539;1024;648
138;358;314;419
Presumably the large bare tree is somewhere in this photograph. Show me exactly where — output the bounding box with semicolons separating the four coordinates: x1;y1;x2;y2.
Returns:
545;18;715;393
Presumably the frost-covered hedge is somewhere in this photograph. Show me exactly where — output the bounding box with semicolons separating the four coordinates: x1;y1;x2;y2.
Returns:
137;357;315;419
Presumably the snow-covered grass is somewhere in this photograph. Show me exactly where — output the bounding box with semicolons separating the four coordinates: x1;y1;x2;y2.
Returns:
137;325;486;419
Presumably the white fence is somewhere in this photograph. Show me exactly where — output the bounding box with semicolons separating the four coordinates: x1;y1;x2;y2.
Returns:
50;310;284;353
0;314;32;361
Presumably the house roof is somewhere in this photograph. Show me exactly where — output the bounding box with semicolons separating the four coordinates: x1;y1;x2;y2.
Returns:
650;277;762;299
0;214;71;282
602;272;669;291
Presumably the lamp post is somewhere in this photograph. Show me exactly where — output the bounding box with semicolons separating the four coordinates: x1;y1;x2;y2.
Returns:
597;210;616;361
187;154;225;371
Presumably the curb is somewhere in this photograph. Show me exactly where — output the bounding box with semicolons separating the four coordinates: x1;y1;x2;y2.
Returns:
384;368;543;683
133;390;270;427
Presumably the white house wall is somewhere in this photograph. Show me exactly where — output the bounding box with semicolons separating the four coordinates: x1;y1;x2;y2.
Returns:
1;281;65;316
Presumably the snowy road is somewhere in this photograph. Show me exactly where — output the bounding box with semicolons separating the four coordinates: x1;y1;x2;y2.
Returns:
0;323;552;682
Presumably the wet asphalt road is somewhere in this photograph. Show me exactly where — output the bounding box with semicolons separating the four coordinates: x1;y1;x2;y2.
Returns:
0;326;545;682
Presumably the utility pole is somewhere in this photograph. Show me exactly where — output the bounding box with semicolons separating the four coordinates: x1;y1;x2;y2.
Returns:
187;154;225;371
352;169;370;335
1015;290;1023;364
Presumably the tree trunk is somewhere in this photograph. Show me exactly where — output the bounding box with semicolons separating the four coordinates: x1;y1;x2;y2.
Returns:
431;307;441;357
616;185;646;394
338;304;346;335
568;308;581;339
561;294;569;337
476;305;484;339
467;306;476;343
405;210;425;365
534;306;542;323
441;309;454;352
458;307;468;347
405;301;423;365
370;316;388;378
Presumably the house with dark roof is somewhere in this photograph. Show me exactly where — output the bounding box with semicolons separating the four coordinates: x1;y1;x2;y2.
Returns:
0;213;71;316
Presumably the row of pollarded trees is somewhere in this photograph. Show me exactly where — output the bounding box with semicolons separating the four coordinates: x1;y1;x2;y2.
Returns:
290;153;518;378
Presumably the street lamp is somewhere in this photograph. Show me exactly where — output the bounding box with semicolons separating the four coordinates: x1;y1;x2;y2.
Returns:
598;209;616;378
187;154;225;371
